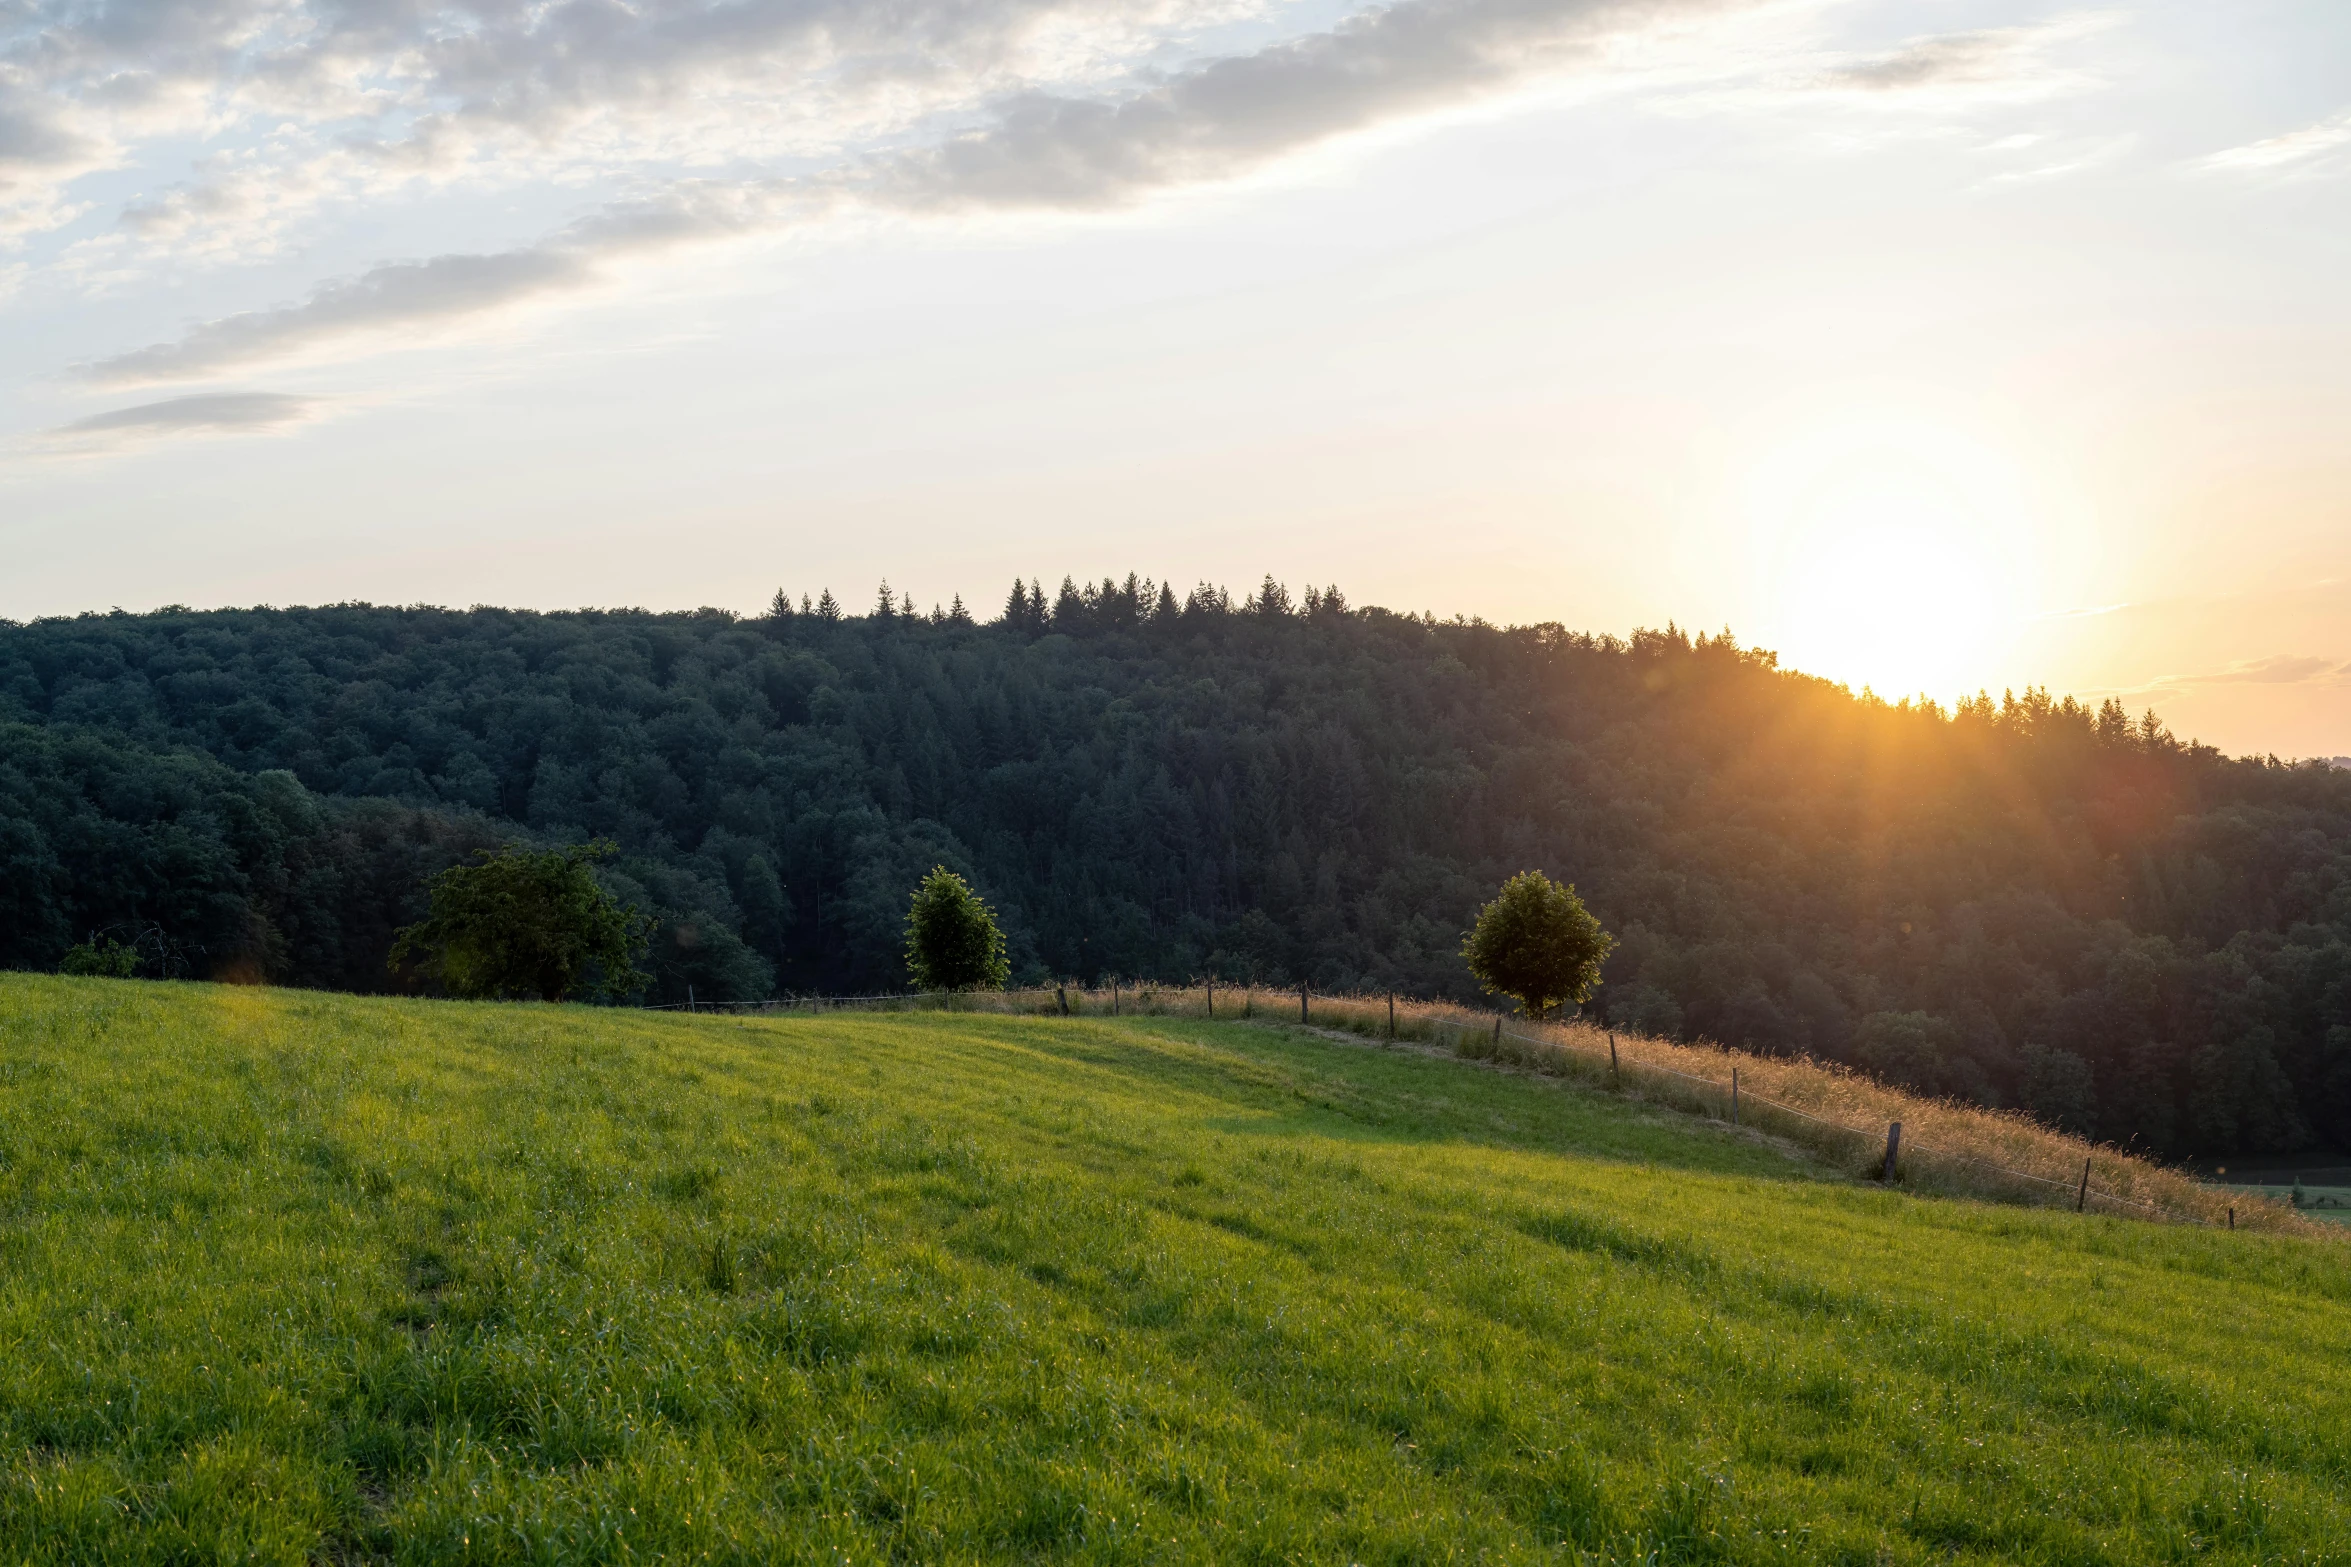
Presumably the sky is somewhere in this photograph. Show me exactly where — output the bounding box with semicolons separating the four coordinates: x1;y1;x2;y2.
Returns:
2;0;2347;757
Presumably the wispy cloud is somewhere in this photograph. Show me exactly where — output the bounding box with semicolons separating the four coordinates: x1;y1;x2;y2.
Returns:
39;391;321;448
79;0;1741;386
1806;13;2116;103
2122;655;2351;694
878;0;1713;209
84;253;596;386
2195;110;2351;176
1822;30;2021;92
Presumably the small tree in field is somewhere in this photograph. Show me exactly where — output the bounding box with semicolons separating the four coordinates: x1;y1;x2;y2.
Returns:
904;866;1009;991
390;841;650;1002
1461;870;1612;1019
59;934;139;978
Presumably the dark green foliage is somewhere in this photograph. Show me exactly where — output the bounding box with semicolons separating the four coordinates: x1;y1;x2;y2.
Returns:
904;866;1010;991
390;842;650;1001
57;935;137;977
6;592;2351;1151
1462;870;1611;1018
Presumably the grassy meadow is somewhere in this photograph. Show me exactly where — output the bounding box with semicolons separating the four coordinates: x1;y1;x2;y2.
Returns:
0;976;2346;1563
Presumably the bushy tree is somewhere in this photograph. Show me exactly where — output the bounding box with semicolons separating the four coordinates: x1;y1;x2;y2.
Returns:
904;866;1009;991
390;842;650;1002
59;934;138;977
1462;871;1612;1019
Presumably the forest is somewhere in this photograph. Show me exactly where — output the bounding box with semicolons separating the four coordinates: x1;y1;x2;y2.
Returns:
3;575;2348;1157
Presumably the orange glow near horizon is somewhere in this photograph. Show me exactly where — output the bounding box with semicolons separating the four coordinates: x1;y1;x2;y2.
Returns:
1745;421;2037;703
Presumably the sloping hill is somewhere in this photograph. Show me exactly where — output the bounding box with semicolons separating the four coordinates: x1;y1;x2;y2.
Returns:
11;600;2351;1159
0;977;2344;1562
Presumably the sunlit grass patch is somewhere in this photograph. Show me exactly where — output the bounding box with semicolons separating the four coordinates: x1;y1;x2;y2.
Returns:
0;973;2344;1563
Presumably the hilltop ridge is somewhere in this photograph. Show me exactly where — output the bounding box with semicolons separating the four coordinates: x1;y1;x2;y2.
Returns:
5;592;2351;1158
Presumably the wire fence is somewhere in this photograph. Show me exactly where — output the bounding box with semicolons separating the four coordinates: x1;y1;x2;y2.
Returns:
1487;1021;2187;1223
640;980;2307;1234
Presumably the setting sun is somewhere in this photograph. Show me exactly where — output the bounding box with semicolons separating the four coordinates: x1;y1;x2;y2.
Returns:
1746;423;2034;701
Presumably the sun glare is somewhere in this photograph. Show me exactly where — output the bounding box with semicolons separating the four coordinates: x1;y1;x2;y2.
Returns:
1745;421;2034;701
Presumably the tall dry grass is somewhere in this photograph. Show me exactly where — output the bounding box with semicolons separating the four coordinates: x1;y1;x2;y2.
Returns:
740;981;2320;1236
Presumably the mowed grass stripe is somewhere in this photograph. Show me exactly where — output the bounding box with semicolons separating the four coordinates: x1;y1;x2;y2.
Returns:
0;976;2343;1563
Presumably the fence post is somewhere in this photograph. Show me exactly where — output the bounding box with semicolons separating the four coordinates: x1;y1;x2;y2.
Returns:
2228;1205;2235;1231
1881;1122;1902;1183
1732;1067;1740;1126
1113;979;1120;1016
1300;984;1309;1024
1492;1014;1502;1047
1609;1031;1619;1086
1057;984;1069;1016
1206;979;1213;1019
2076;1156;2091;1213
1387;991;1396;1039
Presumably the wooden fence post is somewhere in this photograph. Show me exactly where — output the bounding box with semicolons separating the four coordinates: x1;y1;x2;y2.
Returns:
1881;1122;1902;1183
1387;991;1396;1038
1609;1031;1619;1086
2227;1206;2235;1231
1300;984;1309;1023
1057;984;1069;1016
1206;979;1213;1018
2076;1156;2091;1213
1112;979;1120;1016
1732;1067;1740;1126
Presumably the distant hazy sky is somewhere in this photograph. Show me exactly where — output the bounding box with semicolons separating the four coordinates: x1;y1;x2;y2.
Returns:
3;0;2346;755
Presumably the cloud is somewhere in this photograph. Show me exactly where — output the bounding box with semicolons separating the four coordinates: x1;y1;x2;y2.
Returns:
1823;31;2019;92
0;89;90;178
2136;655;2351;692
40;390;320;447
879;0;1714;209
81;0;1734;383
2195;110;2351;175
1;0;1281;247
1808;14;2114;101
84;251;594;385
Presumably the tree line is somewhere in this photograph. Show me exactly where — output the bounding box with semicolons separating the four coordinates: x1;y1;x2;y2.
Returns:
3;579;2348;1156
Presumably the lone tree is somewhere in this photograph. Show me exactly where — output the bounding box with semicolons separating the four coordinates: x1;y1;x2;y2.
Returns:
904;866;1009;991
1461;870;1613;1019
59;933;139;978
391;841;651;1002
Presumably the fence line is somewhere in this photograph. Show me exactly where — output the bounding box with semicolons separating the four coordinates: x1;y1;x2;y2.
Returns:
640;981;2267;1230
1483;1024;2189;1223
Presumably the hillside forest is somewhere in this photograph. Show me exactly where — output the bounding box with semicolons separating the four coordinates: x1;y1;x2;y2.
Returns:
3;577;2348;1158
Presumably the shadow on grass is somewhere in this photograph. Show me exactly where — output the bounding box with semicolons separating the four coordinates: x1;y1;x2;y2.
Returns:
859;1010;1833;1186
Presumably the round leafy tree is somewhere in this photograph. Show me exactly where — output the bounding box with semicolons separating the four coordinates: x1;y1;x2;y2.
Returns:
59;934;139;978
904;866;1009;991
1461;870;1612;1019
390;841;651;1002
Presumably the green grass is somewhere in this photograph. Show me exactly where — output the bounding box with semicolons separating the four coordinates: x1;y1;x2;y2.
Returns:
0;977;2346;1564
